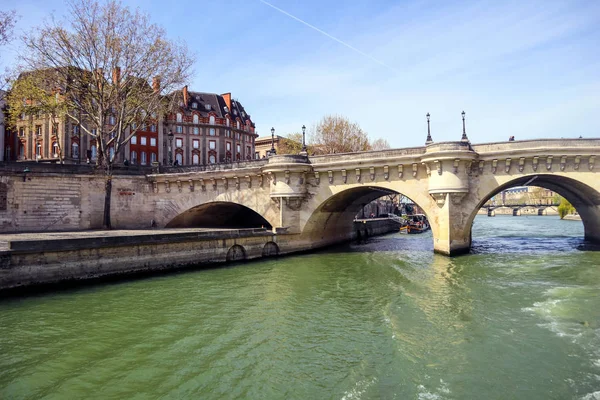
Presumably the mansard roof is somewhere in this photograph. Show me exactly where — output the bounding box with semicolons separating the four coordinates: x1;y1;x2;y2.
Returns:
168;88;255;128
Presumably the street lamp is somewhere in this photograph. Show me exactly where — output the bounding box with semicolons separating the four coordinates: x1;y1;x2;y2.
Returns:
22;167;30;182
461;110;469;142
270;127;276;156
300;124;307;155
425;113;433;145
167;130;174;165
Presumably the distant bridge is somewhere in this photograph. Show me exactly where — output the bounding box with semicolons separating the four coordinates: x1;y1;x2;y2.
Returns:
481;203;559;216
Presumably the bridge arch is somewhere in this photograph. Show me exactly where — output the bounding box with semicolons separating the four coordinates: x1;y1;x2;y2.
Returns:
300;185;433;245
165;201;273;229
464;174;600;244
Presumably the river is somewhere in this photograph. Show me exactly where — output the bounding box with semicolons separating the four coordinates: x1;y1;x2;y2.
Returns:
1;215;599;399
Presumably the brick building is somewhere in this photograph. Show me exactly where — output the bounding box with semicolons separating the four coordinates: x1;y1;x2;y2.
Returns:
3;70;257;167
161;86;257;166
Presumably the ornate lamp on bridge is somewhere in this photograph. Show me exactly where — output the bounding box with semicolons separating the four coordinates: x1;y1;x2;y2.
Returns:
461;111;469;142
167;130;174;165
300;124;308;155
270;127;276;156
425;113;433;145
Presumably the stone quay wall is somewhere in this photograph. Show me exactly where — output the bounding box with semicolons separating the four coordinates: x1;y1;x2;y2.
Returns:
0;219;399;291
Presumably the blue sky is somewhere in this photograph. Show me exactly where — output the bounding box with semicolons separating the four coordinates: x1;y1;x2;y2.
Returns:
3;0;599;147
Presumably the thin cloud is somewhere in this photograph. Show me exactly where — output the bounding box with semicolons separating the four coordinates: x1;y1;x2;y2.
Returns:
258;0;398;73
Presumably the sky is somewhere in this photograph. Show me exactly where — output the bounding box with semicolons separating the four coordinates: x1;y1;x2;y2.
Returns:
2;0;599;147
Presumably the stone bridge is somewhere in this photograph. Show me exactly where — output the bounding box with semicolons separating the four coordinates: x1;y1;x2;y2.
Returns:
143;138;600;255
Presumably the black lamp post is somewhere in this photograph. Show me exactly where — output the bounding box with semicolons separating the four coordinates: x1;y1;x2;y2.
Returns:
301;124;307;154
270;127;276;156
167;130;174;165
425;113;433;145
461;110;469;142
23;167;30;182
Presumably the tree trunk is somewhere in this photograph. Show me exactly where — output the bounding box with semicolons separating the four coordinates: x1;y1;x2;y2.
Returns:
103;164;112;229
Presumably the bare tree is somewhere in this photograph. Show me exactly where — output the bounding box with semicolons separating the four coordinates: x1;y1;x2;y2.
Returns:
311;115;371;154
0;10;17;46
17;0;195;228
277;132;304;155
0;9;18;89
371;138;390;150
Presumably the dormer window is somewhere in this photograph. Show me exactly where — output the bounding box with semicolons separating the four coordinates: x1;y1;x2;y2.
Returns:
192;102;197;109
209;115;215;125
205;104;211;111
224;106;229;113
241;111;246;117
226;118;230;127
233;109;238;116
236;121;240;129
193;114;199;124
176;113;182;123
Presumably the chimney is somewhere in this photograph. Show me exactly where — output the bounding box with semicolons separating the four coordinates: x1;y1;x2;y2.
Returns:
221;92;231;110
182;85;188;106
152;76;161;93
112;67;121;85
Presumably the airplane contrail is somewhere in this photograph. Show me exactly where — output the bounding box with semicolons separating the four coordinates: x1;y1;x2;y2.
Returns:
258;0;397;72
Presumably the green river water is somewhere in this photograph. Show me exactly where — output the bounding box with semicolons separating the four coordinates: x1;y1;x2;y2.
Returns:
1;216;599;399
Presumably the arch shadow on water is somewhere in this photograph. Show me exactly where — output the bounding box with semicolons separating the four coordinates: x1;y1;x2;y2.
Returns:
166;201;272;229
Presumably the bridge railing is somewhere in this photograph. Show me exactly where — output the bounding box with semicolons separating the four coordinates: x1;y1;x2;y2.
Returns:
158;159;268;174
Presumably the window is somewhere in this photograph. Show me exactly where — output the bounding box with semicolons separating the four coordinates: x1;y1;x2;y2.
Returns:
53;142;59;157
192;102;197;109
35;125;42;136
209;115;215;125
176;113;182;122
236;121;240;129
91;145;97;160
226;118;230;127
246;146;250;155
150;124;156;132
141;136;147;145
209;140;216;150
131;135;137;145
36;143;42;157
192;139;199;149
255;152;259;159
92;128;97;136
176;125;183;133
209;128;216;136
109;116;115;125
205;104;211;111
19;127;24;137
131;122;137;130
73;125;79;135
193;115;199;124
226;142;231;151
150;138;157;147
193;127;199;135
233;109;238;115
236;144;241;153
176;153;183;165
150;153;157;163
141;152;147;165
192;153;199;165
209;154;216;164
176;138;183;148
235;132;240;140
131;151;137;164
72;142;79;158
225;130;231;138
109;147;115;160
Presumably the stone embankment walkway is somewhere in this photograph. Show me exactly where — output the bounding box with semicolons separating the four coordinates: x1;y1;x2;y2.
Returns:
0;228;268;252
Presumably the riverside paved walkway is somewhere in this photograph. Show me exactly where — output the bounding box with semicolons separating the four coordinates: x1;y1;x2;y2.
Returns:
0;228;272;252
